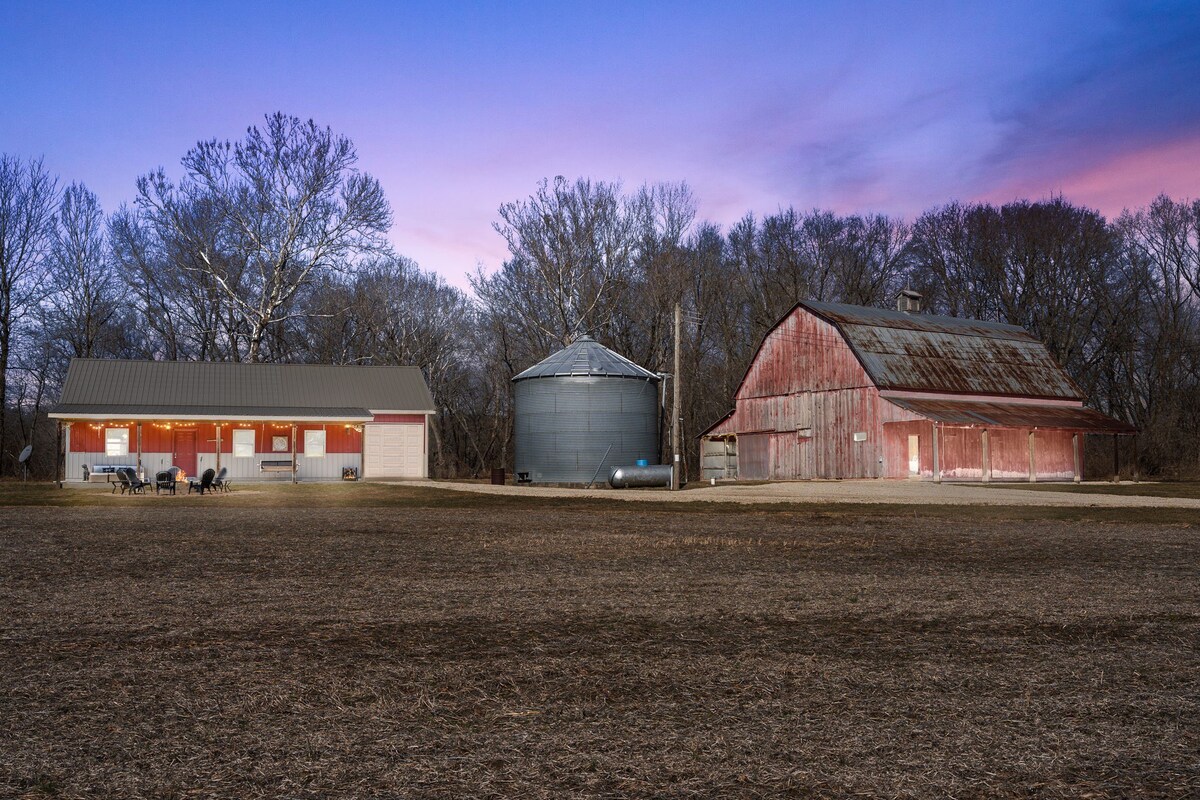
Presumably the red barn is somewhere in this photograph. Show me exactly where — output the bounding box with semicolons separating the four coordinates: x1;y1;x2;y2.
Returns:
700;297;1135;482
50;359;436;483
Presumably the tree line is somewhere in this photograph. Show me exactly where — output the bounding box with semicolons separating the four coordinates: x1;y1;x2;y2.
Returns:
2;114;1197;479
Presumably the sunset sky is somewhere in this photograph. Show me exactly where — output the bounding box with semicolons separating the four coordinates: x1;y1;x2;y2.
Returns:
3;1;1198;289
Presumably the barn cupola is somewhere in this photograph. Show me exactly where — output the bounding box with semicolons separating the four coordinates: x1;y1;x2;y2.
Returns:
896;288;923;314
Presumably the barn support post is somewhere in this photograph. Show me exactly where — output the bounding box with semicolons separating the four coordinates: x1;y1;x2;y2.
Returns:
1072;433;1081;484
1028;430;1036;483
981;429;990;483
215;424;222;472
136;423;143;479
291;424;298;484
1112;433;1119;483
932;423;941;484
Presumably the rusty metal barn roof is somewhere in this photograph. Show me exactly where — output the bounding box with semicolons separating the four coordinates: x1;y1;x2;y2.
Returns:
50;359;435;419
512;335;660;382
801;300;1082;400
884;397;1137;433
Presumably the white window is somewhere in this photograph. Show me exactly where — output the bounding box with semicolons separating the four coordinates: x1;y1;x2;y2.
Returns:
232;429;255;458
105;427;129;456
304;429;326;457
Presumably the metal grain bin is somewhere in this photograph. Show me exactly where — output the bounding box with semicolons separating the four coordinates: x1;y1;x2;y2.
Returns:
513;336;661;484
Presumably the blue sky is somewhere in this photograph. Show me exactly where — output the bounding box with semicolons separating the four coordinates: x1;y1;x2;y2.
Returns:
2;1;1198;289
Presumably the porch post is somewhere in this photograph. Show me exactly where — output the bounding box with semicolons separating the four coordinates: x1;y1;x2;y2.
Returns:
932;423;941;484
291;424;298;484
1132;434;1140;483
56;421;64;487
1028;430;1036;483
1072;433;1081;484
215;424;222;471
981;429;990;483
136;423;143;479
1112;433;1119;483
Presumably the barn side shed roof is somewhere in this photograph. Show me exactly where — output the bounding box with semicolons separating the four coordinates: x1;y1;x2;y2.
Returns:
883;397;1136;433
50;359;436;420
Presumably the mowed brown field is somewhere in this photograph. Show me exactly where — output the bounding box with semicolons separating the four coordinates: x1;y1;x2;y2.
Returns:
1;485;1198;798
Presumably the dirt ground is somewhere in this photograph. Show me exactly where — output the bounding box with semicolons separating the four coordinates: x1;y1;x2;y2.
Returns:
1;491;1198;797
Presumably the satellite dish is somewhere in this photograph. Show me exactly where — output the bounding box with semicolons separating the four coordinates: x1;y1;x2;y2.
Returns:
18;445;32;482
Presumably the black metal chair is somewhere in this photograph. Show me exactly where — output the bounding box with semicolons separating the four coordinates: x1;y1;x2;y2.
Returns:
155;470;176;495
188;468;217;495
118;467;149;495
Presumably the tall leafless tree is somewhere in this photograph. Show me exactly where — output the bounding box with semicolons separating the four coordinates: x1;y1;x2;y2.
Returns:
135;113;391;361
0;155;58;475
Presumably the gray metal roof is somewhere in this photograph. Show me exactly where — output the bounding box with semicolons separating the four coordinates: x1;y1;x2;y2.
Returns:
512;336;660;382
800;300;1082;400
50;359;436;419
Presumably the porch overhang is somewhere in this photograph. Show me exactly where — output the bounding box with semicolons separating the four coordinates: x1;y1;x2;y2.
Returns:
49;405;374;423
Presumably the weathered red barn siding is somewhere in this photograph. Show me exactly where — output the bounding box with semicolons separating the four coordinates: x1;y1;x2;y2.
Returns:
1031;430;1075;479
883;420;932;478
882;422;1077;480
737;433;770;480
703;302;1118;481
938;427;982;480
739;313;871;399
715;311;930;479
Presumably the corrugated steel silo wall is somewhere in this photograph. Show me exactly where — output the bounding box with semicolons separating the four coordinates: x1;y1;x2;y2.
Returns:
514;376;659;483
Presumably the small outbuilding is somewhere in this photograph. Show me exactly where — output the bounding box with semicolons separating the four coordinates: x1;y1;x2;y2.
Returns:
50;359;436;482
700;297;1135;482
513;335;660;484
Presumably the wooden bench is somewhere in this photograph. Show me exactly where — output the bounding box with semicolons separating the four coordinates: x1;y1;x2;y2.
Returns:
260;460;294;473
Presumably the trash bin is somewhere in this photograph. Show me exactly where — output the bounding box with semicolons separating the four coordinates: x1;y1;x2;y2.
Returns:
491;468;506;485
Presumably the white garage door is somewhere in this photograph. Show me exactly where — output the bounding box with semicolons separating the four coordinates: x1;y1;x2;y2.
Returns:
363;423;425;478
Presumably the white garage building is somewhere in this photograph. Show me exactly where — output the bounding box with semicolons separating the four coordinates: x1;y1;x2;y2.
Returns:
50;359;437;482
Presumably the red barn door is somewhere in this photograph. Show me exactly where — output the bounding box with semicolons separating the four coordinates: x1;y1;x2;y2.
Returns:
173;430;197;476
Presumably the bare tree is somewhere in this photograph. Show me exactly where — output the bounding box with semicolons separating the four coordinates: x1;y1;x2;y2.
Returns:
135;113;391;361
43;183;129;360
476;177;639;351
0;155;58;475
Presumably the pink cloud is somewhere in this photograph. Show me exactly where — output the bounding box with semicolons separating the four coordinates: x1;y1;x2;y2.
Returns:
977;135;1200;217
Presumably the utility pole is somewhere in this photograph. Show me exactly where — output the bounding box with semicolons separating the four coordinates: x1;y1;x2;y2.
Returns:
672;302;682;490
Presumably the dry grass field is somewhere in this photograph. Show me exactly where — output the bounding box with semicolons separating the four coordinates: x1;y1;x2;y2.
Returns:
1;484;1198;797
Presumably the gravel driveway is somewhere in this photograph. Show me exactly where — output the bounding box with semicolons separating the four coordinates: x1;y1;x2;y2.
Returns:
434;479;1200;509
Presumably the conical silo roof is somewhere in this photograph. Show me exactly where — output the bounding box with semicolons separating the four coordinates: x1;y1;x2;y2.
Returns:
512;335;661;382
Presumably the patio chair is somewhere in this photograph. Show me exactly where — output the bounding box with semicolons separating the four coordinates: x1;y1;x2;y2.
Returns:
212;466;230;493
113;468;130;494
188;468;217;495
118;467;149;495
155;470;176;495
